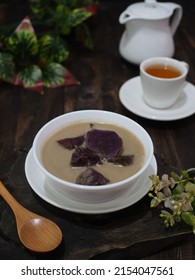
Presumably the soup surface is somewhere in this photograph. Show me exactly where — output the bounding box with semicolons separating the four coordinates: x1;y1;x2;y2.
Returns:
41;122;145;184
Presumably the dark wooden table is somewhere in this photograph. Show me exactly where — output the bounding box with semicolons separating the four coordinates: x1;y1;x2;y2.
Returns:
0;0;195;260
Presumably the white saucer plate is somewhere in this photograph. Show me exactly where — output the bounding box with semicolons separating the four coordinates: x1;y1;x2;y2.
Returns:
119;76;195;121
25;149;157;214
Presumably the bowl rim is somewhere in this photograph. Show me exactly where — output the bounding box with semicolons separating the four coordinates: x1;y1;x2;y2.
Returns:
33;110;154;190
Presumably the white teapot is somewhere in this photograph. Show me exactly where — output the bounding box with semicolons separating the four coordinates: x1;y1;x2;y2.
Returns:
119;0;182;64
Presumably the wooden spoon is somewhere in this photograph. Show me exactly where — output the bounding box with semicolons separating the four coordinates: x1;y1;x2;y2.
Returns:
0;180;62;252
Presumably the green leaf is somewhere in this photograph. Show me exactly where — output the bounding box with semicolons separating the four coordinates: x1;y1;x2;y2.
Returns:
191;199;195;212
170;171;181;182
18;65;42;87
52;4;71;34
29;0;97;46
172;183;185;195
0;52;15;82
68;8;91;27
29;0;52;19
181;169;190;180
184;182;195;195
6;30;38;59
51;5;92;35
181;212;195;233
38;35;69;64
42;63;65;87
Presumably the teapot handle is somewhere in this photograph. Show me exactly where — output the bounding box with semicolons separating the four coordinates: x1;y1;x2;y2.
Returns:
161;3;183;35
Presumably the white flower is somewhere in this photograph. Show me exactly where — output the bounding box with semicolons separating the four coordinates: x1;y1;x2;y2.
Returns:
164;198;174;210
181;200;192;212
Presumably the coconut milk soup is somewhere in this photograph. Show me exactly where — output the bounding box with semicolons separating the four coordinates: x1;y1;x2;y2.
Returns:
41;122;145;184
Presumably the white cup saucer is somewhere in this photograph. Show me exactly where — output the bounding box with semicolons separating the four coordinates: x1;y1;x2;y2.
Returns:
119;76;195;121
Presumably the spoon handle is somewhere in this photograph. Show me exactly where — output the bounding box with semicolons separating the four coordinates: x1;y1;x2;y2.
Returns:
0;181;22;211
0;180;35;222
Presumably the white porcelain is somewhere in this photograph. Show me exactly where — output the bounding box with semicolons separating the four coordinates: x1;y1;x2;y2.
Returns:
119;76;195;121
140;57;189;109
119;0;182;64
32;110;154;203
25;149;157;214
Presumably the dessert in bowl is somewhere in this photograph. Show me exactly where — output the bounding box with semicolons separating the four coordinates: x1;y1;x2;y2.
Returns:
32;110;154;203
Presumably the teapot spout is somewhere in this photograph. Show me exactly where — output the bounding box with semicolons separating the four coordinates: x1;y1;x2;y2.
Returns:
119;11;137;24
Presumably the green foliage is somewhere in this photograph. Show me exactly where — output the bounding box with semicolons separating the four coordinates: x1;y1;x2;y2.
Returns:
0;28;69;89
0;0;98;91
181;212;195;233
42;63;66;87
0;53;15;82
38;35;69;64
149;169;195;233
30;0;96;19
29;0;98;47
18;65;42;87
50;5;91;35
6;30;38;59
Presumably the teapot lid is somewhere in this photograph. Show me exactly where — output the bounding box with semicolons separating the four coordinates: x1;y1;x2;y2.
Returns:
127;0;172;19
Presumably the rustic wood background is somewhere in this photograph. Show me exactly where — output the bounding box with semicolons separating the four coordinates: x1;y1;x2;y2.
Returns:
0;0;195;259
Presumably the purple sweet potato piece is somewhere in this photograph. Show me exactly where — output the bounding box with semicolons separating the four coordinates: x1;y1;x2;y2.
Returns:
76;168;110;185
86;129;123;157
71;147;102;167
107;155;134;166
57;135;85;150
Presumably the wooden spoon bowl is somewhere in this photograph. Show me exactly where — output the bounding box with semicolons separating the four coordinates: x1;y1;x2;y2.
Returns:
0;181;62;252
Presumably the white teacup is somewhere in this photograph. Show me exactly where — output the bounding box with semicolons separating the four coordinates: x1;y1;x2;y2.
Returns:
140;57;189;109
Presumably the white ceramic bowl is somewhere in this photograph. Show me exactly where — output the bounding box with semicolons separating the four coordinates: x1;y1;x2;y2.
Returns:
32;110;154;203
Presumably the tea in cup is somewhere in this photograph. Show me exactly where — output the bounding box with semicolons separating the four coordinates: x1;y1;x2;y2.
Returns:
140;57;189;109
